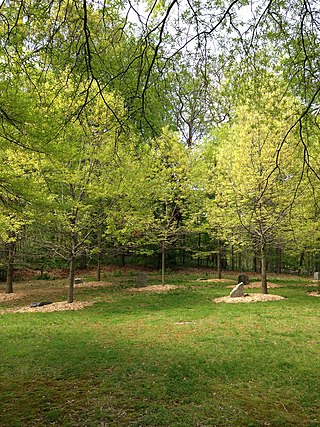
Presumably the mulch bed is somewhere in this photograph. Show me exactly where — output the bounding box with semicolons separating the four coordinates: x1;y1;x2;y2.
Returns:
307;291;320;297
0;301;94;314
197;278;235;283
226;282;283;289
128;285;181;292
213;293;285;304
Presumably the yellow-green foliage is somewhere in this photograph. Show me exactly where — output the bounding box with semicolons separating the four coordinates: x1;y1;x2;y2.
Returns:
207;86;305;248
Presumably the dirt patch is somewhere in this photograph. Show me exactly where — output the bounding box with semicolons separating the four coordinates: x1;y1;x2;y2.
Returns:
128;285;181;292
0;301;94;314
213;293;285;304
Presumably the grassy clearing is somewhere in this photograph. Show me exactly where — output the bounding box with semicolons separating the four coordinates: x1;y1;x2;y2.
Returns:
0;271;319;426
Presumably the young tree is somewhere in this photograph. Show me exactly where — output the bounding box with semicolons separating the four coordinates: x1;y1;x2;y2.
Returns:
39;81;127;302
105;127;196;284
207;83;304;293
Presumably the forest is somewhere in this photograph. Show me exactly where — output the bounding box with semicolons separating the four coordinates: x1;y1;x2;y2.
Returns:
1;0;320;300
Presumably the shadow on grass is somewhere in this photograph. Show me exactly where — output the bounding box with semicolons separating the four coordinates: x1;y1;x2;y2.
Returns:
1;287;319;426
1;326;318;427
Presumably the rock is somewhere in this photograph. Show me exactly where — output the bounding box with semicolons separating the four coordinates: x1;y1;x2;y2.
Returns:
314;272;320;280
230;282;245;298
74;278;83;284
238;274;249;285
136;272;148;288
29;301;52;308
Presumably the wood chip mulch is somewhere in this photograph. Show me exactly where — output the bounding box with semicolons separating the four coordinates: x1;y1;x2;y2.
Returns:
0;292;26;302
213;293;285;304
128;285;181;292
226;282;283;289
0;301;94;314
197;278;235;283
307;291;320;297
74;281;112;288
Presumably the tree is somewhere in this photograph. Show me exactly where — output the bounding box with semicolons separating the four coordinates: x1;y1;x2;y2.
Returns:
0;143;47;293
39;80;127;302
207;81;304;293
105;127;196;284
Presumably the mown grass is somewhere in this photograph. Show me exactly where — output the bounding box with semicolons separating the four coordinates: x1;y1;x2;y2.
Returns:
0;271;319;426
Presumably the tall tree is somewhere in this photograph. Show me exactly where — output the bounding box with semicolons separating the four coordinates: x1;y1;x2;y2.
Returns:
207;80;304;293
39;81;127;302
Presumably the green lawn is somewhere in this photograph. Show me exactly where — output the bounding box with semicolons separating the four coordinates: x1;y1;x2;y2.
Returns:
0;272;319;426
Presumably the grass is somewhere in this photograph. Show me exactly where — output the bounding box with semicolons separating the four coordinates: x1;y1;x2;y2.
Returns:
0;271;319;426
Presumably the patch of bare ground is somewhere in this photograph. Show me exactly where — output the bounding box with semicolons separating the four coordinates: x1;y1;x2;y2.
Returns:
0;301;94;314
213;293;285;304
129;285;181;292
307;291;320;297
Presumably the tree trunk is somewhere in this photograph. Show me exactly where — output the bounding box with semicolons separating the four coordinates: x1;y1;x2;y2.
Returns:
298;250;305;276
238;252;242;272
68;231;77;303
267;245;273;272
276;247;282;274
68;255;76;303
217;238;222;279
121;252;125;267
97;252;101;281
253;244;258;273
231;245;235;271
6;241;15;294
161;242;166;286
261;241;268;294
79;250;87;269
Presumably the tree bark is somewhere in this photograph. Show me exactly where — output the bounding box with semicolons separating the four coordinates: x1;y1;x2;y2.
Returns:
253;243;258;273
97;252;101;281
238;252;242;272
217;238;222;279
6;241;15;294
161;242;166;286
197;232;201;268
121;252;125;267
231;245;235;271
298;250;305;276
261;241;268;294
68;255;76;303
79;250;87;269
68;231;77;303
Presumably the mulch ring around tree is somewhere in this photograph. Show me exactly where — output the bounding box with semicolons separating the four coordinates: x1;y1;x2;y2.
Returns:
0;280;112;314
0;301;94;314
128;285;181;292
307;291;320;297
197;278;236;283
226;282;283;289
213;294;285;304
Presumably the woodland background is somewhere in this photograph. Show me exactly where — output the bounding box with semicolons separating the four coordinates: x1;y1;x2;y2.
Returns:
1;0;320;300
